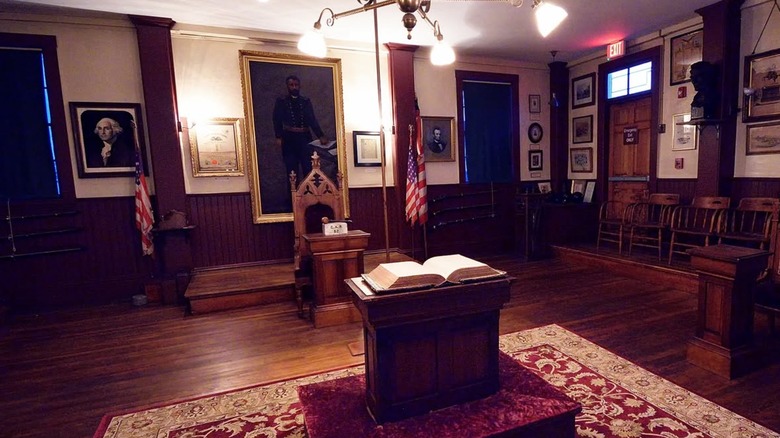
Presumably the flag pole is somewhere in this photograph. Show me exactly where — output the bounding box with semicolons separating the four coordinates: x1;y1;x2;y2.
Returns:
373;8;390;262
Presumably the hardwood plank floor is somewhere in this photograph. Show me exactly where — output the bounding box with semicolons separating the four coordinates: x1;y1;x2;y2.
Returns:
1;253;778;437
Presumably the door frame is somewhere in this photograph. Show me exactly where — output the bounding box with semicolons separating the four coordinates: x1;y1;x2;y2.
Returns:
596;46;661;203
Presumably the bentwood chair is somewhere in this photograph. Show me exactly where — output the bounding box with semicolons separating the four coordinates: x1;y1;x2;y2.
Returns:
668;196;730;264
290;152;344;318
627;193;680;260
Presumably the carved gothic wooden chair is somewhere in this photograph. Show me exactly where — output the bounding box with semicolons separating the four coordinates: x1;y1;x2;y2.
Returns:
627;193;680;260
290;152;344;318
668;196;730;264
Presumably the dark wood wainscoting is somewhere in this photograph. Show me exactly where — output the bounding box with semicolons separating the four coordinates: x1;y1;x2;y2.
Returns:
656;179;697;203
3;197;154;312
731;178;780;199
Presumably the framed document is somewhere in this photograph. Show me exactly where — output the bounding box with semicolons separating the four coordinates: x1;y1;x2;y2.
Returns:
670;30;703;85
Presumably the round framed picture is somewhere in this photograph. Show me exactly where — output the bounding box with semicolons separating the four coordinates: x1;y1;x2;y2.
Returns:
528;122;543;144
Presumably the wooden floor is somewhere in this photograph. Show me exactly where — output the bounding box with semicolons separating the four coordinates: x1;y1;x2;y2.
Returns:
1;250;779;437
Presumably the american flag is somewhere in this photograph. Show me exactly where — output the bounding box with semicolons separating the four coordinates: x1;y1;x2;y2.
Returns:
132;121;154;256
405;138;419;224
405;100;428;226
413;101;427;225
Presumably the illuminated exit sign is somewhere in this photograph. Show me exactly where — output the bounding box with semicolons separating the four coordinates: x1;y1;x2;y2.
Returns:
607;40;626;60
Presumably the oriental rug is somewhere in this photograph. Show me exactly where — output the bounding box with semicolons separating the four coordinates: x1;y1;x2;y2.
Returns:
94;324;778;438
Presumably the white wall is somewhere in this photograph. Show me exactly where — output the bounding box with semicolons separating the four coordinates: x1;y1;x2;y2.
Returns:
0;11;149;198
414;54;550;185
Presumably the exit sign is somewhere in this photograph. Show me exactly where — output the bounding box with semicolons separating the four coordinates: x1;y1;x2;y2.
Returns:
607;40;626;60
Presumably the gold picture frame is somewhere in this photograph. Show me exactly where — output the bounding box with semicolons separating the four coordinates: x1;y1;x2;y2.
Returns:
189;117;245;177
743;47;780;123
239;50;348;223
421;116;456;162
670;29;703;85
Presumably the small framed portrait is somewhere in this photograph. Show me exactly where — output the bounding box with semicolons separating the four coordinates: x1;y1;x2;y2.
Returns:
743;47;780;123
570;147;593;173
746;121;780;155
189;117;245;177
572;73;596;109
572;115;593;144
421;116;456;162
529;94;541;114
528;149;543;171
672;113;697;151
538;182;552;194
353;130;381;167
69;102;146;178
670;29;703;86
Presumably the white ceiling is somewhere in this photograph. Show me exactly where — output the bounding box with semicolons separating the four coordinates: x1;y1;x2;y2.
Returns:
3;0;718;63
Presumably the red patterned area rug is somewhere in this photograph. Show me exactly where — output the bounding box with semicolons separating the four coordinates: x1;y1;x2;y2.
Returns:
94;324;778;438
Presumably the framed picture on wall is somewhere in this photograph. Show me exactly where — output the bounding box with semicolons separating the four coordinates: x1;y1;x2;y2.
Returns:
69;102;146;178
572;73;595;109
670;29;703;85
189;117;245;177
743;47;780;123
672;113;697;151
746;121;780;155
570;147;593;173
422;116;456;162
353;130;381;167
528;149;543;171
572;115;593;144
529;94;541;113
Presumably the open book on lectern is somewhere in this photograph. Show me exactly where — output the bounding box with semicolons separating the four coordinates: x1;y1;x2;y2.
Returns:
361;254;506;293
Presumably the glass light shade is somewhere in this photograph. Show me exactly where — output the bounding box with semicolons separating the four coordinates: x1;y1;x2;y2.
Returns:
297;29;327;58
535;2;567;37
430;40;455;66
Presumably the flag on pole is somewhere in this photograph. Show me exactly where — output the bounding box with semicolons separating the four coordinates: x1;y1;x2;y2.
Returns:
405;131;419;225
413;100;428;225
132;121;154;256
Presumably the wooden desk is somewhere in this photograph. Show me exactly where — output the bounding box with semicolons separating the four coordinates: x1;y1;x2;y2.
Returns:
686;244;770;379
348;277;512;423
303;230;370;328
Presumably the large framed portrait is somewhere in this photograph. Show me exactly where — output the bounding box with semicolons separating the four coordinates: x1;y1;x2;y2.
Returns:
69;102;145;178
743;47;780;123
571;73;595;109
421;116;456;162
239;51;348;223
189;117;245;177
670;29;703;86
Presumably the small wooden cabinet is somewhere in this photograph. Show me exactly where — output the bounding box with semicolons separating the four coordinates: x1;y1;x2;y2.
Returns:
303;230;370;328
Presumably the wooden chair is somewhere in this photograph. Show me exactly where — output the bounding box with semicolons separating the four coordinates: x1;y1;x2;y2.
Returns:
596;201;631;254
291;152;344;318
668;196;730;264
627;193;680;260
717;197;779;250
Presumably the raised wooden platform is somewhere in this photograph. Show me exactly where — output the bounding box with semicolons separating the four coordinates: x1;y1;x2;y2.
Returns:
185;250;414;315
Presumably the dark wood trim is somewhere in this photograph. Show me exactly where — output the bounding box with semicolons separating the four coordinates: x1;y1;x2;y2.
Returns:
549;61;569;195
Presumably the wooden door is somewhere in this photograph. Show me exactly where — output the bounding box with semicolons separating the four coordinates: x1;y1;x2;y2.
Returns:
608;97;651;214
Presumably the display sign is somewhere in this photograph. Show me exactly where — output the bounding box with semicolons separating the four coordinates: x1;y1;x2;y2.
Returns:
607;40;626;60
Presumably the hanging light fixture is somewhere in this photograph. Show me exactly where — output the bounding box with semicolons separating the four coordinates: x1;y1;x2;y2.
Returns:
297;0;454;66
533;0;568;38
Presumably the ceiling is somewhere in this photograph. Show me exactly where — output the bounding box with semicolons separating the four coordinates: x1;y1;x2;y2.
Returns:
4;0;718;63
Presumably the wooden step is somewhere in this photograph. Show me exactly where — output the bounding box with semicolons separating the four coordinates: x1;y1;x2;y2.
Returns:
185;250;416;315
185;263;296;314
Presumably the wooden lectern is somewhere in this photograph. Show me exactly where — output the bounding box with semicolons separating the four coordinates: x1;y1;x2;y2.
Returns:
348;277;512;423
686;244;770;379
303;230;369;328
